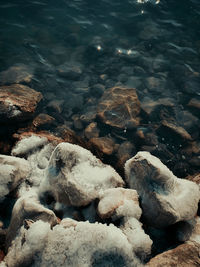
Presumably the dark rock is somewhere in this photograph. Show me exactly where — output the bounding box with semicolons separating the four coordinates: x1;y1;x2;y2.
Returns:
0;84;42;123
98;86;140;129
84;122;100;139
157;120;192;143
56;62;83;80
32;113;56;129
0;64;33;85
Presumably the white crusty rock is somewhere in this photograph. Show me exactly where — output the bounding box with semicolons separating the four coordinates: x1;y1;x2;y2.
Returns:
0;155;30;201
40;142;124;206
12;135;56;187
97;188;152;261
4;220;143;267
97;188;141;220
5;190;57;251
121;218;152;261
125;151;200;228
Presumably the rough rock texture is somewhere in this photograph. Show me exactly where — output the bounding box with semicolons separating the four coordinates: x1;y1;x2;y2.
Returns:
97;188;152;261
147;241;200;267
4;220;142;267
97;188;141;220
0;64;33;85
98;86;140;129
125;151;200;228
121;218;152;261
5;191;57;251
0;155;30;200
0;84;42;122
11;135;56;187
41;142;124;206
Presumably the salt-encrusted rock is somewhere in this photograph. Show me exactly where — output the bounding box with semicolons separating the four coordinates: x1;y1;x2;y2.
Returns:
97;188;152;261
98;86;140;129
0;84;42;122
97;188;141;220
125;151;200;228
12;135;56;187
121;218;152;261
4;220;142;267
41;142;124;206
0;155;30;200
12;135;49;157
0;64;33;85
5;191;57;251
146;241;200;267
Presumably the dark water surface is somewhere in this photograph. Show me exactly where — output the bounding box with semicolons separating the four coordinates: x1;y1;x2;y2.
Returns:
0;0;200;177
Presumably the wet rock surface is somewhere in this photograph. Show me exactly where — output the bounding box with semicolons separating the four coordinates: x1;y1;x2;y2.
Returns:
0;84;42;122
98;86;140;129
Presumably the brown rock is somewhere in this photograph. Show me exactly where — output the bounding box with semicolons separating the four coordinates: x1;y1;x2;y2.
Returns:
90;137;115;155
0;64;33;85
32;113;55;129
158;120;192;141
84;122;100;139
0;84;42;122
188;98;200;110
147;242;200;267
98;86;140;129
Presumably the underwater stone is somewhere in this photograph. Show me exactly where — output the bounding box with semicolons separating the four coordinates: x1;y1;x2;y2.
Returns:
98;86;140;129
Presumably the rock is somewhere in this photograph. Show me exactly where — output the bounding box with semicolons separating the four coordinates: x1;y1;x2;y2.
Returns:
40;142;124;206
89;137;115;155
125;151;200;228
0;84;42;122
4;220;142;267
97;188;141;220
0;155;30;200
0;64;33;85
157;120;192;142
90;83;105;98
32;113;56;129
121;218;152;261
97;188;153;261
5;191;58;251
46;99;64;114
147;241;200;267
84;122;100;139
188;98;200;111
57;62;83;80
98;86;140;129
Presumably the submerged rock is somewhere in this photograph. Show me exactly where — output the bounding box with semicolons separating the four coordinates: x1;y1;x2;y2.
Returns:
3;220;142;267
0;64;33;85
98;86;140;129
40;142;124;206
89;136;115;155
0;84;42;122
125;151;200;228
0;155;30;201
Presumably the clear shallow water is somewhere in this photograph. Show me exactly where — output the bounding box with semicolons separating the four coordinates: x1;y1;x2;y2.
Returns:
0;0;200;176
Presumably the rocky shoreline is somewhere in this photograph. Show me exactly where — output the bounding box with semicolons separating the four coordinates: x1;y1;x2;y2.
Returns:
0;79;200;266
